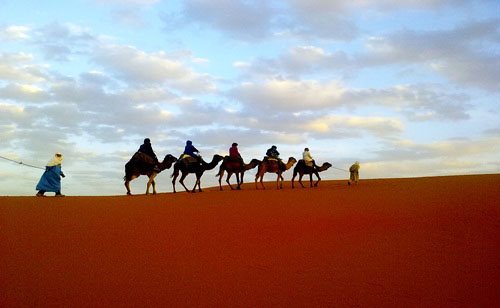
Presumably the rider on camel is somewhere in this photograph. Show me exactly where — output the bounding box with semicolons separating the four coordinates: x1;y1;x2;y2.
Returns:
137;138;160;172
182;140;202;165
229;142;243;164
302;147;317;168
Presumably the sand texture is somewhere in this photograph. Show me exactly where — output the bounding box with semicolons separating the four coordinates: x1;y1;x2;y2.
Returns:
1;174;500;307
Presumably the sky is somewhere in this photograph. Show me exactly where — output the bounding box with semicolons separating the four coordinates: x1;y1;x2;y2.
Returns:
0;0;499;196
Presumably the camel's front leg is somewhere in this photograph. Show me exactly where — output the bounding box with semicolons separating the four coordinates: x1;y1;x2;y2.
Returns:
192;173;202;193
309;173;313;187
291;172;297;189
125;179;131;195
146;173;158;194
179;172;190;192
314;171;321;187
279;173;285;189
235;172;241;190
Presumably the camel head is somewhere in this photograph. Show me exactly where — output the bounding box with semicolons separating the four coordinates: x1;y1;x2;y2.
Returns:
162;154;177;164
285;157;297;170
318;162;332;172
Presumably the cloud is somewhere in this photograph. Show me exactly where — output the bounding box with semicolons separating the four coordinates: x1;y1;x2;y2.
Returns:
230;78;470;120
31;23;97;61
178;0;276;40
92;44;216;94
373;137;500;161
0;25;30;40
0;84;51;102
0;52;47;83
360;19;500;91
303;115;404;136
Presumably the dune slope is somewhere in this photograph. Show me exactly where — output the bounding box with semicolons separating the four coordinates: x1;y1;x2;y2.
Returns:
1;174;500;307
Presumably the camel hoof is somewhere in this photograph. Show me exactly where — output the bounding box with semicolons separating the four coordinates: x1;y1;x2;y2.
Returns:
237;187;241;190
153;192;157;195
126;192;132;195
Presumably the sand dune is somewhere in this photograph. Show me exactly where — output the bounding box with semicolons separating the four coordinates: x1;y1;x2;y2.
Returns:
1;174;500;307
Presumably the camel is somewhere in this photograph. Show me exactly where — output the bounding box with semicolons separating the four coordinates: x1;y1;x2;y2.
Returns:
216;157;261;190
291;160;332;188
124;154;177;195
255;157;297;190
171;154;224;193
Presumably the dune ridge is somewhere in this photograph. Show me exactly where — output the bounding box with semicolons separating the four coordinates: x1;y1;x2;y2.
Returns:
1;174;500;307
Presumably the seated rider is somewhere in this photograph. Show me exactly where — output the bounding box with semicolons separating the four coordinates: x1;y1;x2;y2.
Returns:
182;140;202;164
302;147;317;168
138;138;160;172
266;145;280;160
229;142;243;164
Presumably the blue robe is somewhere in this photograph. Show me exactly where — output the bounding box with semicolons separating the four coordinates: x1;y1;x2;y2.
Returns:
36;165;63;192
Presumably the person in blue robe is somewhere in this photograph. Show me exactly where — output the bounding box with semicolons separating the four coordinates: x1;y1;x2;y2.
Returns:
36;152;65;197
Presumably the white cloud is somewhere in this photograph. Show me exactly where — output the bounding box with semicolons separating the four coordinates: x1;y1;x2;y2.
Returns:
92;44;216;93
231;79;346;110
303;115;404;136
0;25;30;40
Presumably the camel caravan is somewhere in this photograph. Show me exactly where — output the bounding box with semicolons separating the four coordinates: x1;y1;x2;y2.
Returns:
124;139;338;195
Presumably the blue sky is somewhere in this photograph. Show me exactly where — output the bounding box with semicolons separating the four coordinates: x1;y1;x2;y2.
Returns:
1;0;499;195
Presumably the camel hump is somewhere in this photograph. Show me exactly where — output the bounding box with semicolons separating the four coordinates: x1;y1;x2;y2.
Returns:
129;152;156;165
180;154;199;164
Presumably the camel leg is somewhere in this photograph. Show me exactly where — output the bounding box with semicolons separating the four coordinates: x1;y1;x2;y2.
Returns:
291;171;297;188
240;172;245;184
279;173;284;189
218;169;225;191
179;172;190;192
236;172;241;190
298;173;305;188
193;173;202;193
172;173;178;193
314;171;321;187
309;173;313;187
146;173;158;194
226;172;234;190
125;175;138;195
276;173;280;189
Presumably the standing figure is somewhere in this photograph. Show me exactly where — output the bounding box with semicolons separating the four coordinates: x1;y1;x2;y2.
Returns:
36;152;66;197
348;161;360;185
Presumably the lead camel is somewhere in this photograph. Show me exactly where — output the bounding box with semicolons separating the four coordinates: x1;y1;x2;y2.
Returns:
291;160;332;188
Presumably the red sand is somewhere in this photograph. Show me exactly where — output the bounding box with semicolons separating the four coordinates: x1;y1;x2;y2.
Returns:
1;174;500;307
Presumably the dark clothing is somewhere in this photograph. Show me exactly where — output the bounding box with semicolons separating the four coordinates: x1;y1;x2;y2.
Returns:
138;143;158;163
229;146;241;158
266;147;280;159
183;143;199;157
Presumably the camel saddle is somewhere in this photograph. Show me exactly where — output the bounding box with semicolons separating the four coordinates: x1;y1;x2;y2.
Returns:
180;154;200;165
129;152;156;165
